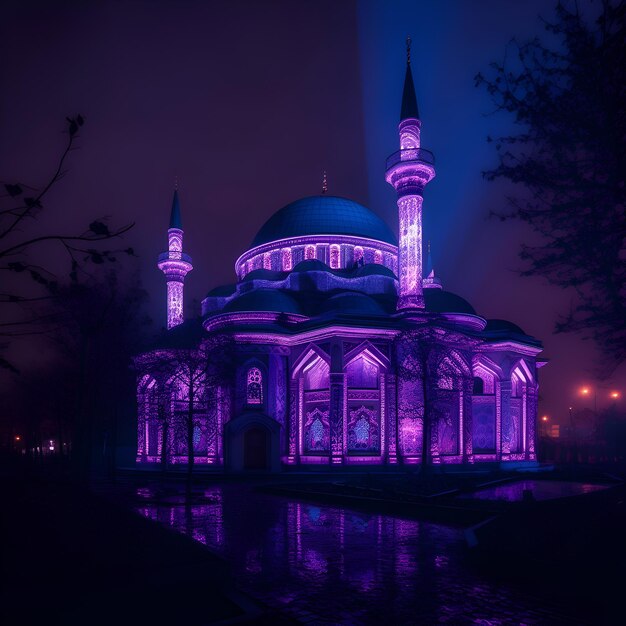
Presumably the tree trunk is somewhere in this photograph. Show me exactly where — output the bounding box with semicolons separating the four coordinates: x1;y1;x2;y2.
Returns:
186;383;195;496
160;403;168;477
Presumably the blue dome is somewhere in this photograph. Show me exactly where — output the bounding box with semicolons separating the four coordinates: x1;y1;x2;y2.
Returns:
251;196;397;247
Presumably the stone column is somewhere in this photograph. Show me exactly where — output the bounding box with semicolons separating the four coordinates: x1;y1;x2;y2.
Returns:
462;377;474;463
500;380;512;458
527;384;538;460
386;375;398;464
330;373;345;465
288;381;298;464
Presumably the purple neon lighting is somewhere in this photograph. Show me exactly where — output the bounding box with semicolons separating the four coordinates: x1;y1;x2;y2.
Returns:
246;367;263;405
158;227;193;329
397;195;424;309
236;234;398;278
399;118;421;151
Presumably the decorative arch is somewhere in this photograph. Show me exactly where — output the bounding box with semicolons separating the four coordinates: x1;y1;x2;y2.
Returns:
224;412;281;472
471;358;501;455
472;357;501;395
292;346;332;457
346;354;379;389
432;350;470;458
510;359;533;397
507;359;533;454
292;344;330;380
344;341;390;372
344;343;388;456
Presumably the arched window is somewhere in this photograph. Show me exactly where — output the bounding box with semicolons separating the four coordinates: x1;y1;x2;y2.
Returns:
473;377;484;395
305;244;316;260
281;247;293;271
247;367;263;405
299;355;331;455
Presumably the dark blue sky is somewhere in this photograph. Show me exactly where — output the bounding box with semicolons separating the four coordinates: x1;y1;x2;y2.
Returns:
1;0;623;420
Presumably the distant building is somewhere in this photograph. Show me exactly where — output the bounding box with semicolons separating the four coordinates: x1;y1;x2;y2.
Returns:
135;48;544;471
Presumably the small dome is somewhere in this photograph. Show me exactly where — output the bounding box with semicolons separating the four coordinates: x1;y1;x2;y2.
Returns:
251;196;397;247
292;259;331;273
206;283;237;297
485;319;526;335
241;268;285;282
321;292;386;316
222;289;302;315
355;263;397;279
424;290;476;315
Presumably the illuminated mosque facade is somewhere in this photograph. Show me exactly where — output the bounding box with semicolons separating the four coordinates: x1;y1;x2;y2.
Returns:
135;49;544;471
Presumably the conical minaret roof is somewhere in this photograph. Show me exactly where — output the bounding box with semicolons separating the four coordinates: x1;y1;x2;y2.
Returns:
401;37;419;120
169;189;183;229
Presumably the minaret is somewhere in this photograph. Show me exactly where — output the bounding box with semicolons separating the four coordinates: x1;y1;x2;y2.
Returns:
385;37;436;310
157;189;193;329
423;241;442;290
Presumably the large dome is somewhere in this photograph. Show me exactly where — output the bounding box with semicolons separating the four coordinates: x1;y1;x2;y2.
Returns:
251;195;397;247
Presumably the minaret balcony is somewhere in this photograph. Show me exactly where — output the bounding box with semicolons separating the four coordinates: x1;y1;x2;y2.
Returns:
158;251;193;264
385;148;436;193
385;147;435;170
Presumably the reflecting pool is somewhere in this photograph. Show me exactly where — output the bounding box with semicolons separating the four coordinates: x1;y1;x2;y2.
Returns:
136;484;580;625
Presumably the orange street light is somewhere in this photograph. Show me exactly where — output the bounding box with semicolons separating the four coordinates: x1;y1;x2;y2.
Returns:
14;435;21;441
541;415;549;422
580;387;590;396
610;391;621;400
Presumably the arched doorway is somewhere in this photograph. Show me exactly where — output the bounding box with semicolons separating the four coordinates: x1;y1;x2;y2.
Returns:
244;426;269;470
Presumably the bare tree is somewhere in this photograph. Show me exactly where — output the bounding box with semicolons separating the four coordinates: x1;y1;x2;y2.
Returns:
1;116;135;371
149;329;235;491
476;0;626;373
395;321;476;470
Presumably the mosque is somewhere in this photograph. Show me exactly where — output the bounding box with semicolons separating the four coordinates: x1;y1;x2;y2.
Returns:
135;48;544;471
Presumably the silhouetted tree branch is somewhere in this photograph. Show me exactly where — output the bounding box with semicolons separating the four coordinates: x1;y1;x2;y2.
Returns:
0;116;135;367
476;0;626;374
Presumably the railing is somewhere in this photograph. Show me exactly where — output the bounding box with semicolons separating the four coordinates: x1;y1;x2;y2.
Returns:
158;251;192;263
386;148;435;170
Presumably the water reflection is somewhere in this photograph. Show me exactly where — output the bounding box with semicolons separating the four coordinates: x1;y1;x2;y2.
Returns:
136;484;574;624
459;479;608;502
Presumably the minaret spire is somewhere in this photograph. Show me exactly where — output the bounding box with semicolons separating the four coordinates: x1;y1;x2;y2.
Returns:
385;39;436;311
401;36;419;121
423;240;443;290
158;188;193;329
322;170;328;194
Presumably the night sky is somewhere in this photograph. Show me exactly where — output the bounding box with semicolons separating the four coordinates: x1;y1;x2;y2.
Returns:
2;0;624;424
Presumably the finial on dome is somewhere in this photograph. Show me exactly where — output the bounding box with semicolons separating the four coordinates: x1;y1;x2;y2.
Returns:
406;35;411;65
174;175;179;191
322;170;328;195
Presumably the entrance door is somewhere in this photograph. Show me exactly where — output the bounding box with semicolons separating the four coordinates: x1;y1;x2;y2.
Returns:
244;426;269;470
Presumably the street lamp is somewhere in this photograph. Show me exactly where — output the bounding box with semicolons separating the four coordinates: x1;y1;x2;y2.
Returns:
610;391;621;400
579;386;597;413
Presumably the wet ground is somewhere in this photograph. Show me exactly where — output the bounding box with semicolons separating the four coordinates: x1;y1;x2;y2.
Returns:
132;483;585;625
458;479;609;502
